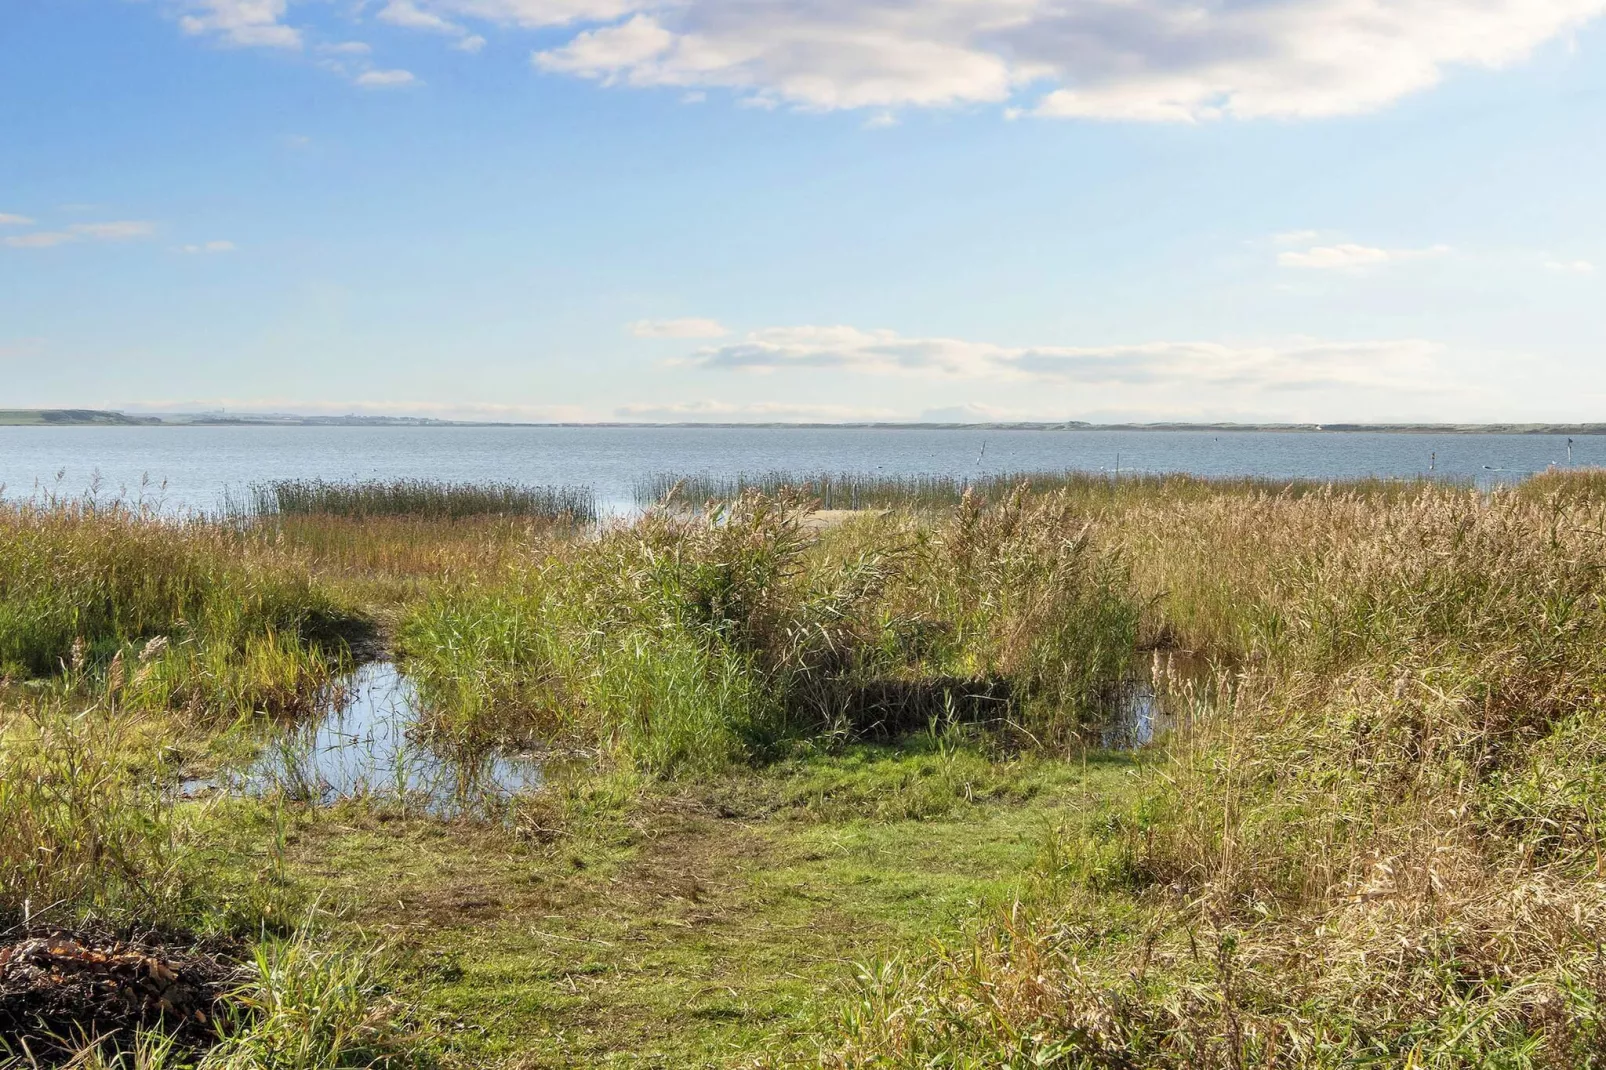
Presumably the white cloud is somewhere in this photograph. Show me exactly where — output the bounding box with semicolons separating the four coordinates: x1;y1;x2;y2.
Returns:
533;11;1021;110
438;0;1606;119
1546;259;1596;273
68;221;158;240
4;221;157;249
356;68;420;87
614;400;899;421
1278;242;1451;270
178;0;302;48
4;232;75;249
319;41;373;55
378;0;465;33
629;317;729;339
121;398;598;422
181;240;237;254
0;213;33;226
684;325;1447;394
381;0;520;49
175;0;1599;120
919;402;1032;422
396;0;642;29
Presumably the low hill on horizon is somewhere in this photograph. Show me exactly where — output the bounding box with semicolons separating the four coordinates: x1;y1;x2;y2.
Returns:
4;410;1606;434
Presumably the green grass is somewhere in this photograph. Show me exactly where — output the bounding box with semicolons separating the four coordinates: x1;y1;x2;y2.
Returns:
218;739;1138;1068
825;480;1606;1068
0;500;353;685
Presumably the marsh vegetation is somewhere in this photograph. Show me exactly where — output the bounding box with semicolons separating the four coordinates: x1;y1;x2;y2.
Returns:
4;469;1606;1066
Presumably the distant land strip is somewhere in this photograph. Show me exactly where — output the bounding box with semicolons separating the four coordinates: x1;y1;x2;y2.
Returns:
3;409;1606;435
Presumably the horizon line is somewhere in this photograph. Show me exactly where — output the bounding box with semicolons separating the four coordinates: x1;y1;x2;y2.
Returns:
5;409;1606;434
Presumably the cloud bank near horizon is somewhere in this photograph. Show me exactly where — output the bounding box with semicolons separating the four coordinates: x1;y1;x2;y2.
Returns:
680;325;1449;394
87;323;1490;425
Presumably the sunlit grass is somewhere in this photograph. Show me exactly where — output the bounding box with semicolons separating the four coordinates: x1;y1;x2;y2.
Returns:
10;470;1606;1067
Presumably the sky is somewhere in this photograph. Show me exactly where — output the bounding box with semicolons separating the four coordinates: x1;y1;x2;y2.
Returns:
2;0;1604;424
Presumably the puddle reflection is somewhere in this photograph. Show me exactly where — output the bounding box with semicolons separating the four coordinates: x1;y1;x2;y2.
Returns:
1101;651;1216;749
188;661;541;816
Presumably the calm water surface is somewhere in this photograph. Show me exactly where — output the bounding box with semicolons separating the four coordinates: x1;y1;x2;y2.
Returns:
0;425;1594;513
187;661;542;815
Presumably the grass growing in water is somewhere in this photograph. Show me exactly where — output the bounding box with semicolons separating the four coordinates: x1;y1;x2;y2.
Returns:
637;468;1457;511
246;478;597;524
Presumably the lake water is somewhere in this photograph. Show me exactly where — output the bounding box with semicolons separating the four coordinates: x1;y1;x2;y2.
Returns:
0;425;1594;514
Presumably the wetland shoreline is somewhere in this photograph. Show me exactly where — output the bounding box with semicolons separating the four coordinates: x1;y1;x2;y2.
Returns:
5;469;1606;1067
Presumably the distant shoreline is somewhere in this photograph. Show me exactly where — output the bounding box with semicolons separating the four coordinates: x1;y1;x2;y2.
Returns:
2;409;1604;436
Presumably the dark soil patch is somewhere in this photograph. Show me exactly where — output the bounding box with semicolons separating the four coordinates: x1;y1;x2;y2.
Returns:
0;928;239;1064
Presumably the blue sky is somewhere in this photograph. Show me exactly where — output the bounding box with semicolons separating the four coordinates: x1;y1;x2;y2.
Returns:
3;0;1604;423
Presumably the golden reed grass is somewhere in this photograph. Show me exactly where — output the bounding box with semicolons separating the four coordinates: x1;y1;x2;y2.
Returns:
828;478;1606;1067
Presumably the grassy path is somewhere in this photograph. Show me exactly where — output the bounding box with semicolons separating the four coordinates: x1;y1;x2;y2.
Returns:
265;746;1135;1067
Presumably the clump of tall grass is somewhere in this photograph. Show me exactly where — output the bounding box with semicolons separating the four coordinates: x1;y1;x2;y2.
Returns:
826;479;1606;1067
245;479;596;524
0;501;349;696
402;486;1141;773
403;490;863;772
201;928;416;1070
902;485;1141;730
253;514;540;597
0;690;193;929
1517;465;1606;505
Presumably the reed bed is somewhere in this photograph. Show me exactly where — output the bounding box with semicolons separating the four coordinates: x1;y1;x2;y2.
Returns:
400;485;1141;772
1517;465;1606;505
244;478;597;523
826;478;1606;1067
636;468;1457;511
0;501;351;717
249;514;551;615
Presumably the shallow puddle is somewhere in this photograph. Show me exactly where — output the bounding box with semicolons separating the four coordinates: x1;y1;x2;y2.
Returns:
1101;651;1216;749
188;661;541;815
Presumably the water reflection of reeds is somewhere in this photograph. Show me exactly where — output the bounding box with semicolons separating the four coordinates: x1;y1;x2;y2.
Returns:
194;661;542;818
